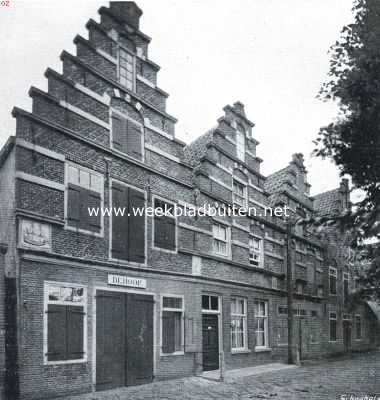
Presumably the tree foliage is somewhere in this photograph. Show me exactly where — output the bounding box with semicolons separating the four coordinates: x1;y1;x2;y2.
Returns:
316;0;380;298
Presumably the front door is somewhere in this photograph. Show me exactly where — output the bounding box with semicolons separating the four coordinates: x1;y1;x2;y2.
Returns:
96;291;154;391
202;314;219;371
343;320;351;353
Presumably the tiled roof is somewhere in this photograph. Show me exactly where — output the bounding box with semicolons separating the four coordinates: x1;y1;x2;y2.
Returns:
313;188;342;217
182;128;215;167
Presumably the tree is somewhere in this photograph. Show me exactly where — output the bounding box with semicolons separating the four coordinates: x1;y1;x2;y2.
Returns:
315;0;380;299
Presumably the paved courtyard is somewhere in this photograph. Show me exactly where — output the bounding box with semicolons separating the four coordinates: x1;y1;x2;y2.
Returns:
62;351;380;400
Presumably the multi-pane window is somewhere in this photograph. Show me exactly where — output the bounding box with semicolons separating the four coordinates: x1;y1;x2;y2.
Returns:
329;312;337;342
249;237;263;267
213;223;230;257
119;48;135;91
161;296;184;354
45;283;86;363
231;298;247;350
343;272;349;305
66;163;103;235
355;315;362;339
232;180;246;206
329;267;337;295
202;295;219;311
254;300;268;348
236;125;245;161
153;198;176;252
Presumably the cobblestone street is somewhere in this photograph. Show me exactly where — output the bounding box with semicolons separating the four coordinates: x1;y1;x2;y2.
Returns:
62;351;380;400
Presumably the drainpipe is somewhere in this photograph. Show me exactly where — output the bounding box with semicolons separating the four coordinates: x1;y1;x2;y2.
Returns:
286;223;294;364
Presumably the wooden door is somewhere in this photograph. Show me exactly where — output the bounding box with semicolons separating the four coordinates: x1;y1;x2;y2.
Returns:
202;314;219;371
96;291;125;391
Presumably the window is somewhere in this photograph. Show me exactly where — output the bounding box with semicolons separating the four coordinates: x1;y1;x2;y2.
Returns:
119;48;135;91
329;267;337;295
111;112;143;160
271;277;278;290
153;198;176;252
249;237;263;267
317;285;323;298
329;312;337;342
343;272;349;305
111;181;145;263
66;163;103;235
278;305;288;316
355;315;362;339
232;180;246;206
202;295;219;311
295;281;303;294
213;223;230;257
161;296;184;354
44;283;86;363
311;310;318;318
236;125;245;161
231;298;247;351
254;300;268;348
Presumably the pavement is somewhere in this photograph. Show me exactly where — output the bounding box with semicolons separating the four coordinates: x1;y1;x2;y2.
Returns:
61;350;380;400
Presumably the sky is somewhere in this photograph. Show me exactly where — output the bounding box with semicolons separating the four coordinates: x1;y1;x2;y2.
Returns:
0;0;355;196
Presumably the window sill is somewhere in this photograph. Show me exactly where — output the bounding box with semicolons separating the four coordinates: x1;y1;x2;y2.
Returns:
231;349;251;354
44;358;87;366
160;351;184;357
277;343;288;347
255;347;272;353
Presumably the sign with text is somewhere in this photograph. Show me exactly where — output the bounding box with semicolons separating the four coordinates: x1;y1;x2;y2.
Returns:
108;274;147;289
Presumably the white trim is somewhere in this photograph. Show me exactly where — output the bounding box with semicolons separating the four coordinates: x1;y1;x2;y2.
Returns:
145;144;180;163
216;163;233;175
160;294;185;356
43;281;88;365
265;251;284;261
92;286;157;387
209;176;232;191
16;171;65;191
64;162;105;238
178;223;213;236
225;136;236;146
137;74;156;88
232;240;249;250
152;195;178;254
59;100;110;130
264;235;284;246
96;48;118;64
232;179;248;208
117;46;136;92
108;177;148;266
246;150;256;159
249;236;264;268
16;138;65;161
74;83;111;105
254;299;269;350
212;222;231;259
230;297;248;352
144;118;173;141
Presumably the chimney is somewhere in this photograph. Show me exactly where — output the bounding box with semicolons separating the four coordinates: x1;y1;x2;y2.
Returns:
110;2;143;30
233;101;246;116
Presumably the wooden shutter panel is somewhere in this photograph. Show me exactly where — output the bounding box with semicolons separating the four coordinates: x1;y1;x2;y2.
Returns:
162;311;175;354
87;189;102;233
46;304;67;361
154;216;176;251
112;113;127;152
67;184;81;228
67;305;85;360
128;188;145;263
111;183;129;260
126;119;143;160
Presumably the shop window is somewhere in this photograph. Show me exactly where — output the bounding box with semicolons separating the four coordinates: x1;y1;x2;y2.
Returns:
231;298;247;351
161;296;184;354
44;283;86;363
153;198;176;252
254;300;269;349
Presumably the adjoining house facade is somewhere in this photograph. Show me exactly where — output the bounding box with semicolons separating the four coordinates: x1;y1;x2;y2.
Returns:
0;2;378;399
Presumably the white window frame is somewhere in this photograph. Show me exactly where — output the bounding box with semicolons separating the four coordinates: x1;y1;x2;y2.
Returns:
249;236;264;268
160;294;185;356
329;267;337;295
230;297;248;352
236;126;246;162
64;162;104;238
118;47;136;91
152;195;178;254
43;281;87;365
355;314;362;340
254;300;269;350
202;294;220;313
329;311;337;342
212;223;231;258
232;179;247;207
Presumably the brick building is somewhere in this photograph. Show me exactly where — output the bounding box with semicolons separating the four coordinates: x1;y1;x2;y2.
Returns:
0;2;378;399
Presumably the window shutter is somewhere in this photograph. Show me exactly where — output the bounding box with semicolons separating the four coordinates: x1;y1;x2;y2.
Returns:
87;189;102;233
46;304;67;361
128;188;145;263
162;311;175;354
67;184;81;228
126;119;143;160
67;305;85;360
111;183;129;260
154;216;175;251
112;113;127;152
